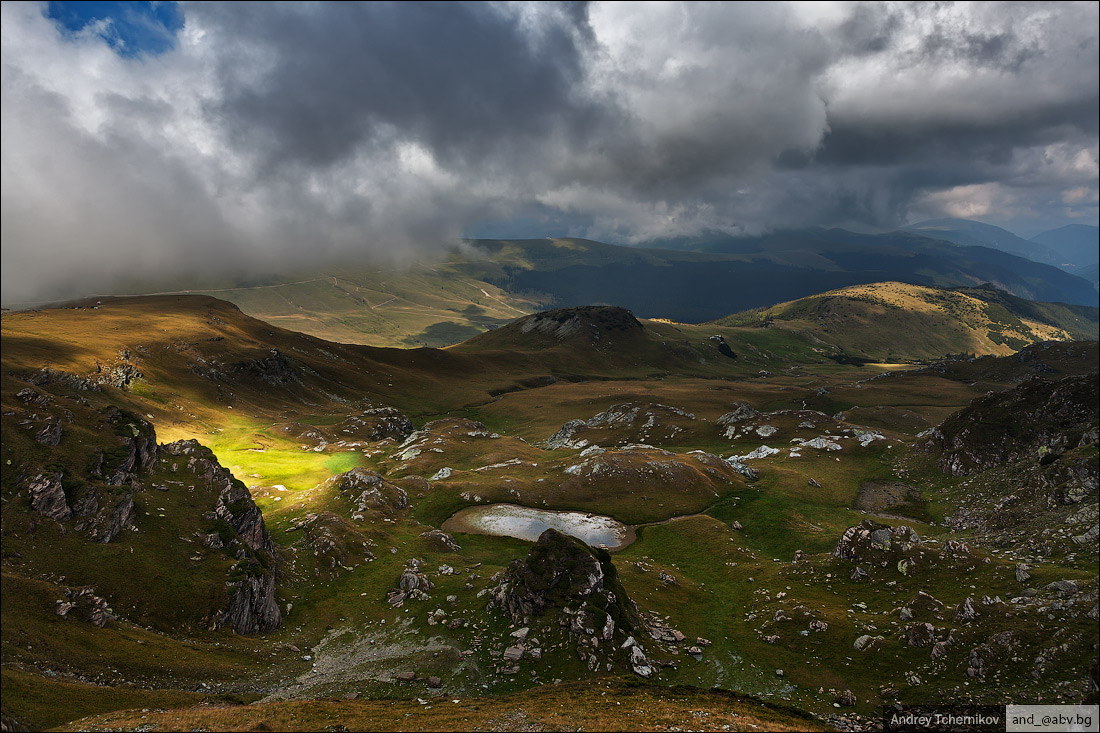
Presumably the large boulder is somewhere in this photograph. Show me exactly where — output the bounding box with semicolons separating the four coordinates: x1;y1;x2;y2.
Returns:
832;519;925;572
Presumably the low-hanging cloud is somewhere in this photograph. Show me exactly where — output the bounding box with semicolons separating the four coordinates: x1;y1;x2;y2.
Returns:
2;1;1097;304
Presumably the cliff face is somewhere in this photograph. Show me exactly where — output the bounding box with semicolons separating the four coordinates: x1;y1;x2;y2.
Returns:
4;376;281;636
925;372;1098;477
165;440;281;634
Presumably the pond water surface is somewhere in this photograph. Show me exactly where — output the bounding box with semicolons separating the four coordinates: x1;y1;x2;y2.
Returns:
442;503;635;550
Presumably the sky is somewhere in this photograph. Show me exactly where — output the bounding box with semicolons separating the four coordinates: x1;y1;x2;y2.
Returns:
2;1;1098;304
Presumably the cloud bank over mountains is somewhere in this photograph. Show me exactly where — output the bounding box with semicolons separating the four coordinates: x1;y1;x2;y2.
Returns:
2;1;1097;302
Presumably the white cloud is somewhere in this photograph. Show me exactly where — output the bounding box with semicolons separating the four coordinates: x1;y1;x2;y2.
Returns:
1;1;1097;304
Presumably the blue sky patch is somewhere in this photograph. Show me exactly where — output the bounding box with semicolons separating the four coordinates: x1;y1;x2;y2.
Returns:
47;1;183;57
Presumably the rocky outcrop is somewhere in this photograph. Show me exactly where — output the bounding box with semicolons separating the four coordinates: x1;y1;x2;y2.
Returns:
339;407;414;442
87;493;136;543
954;596;980;623
514;306;644;342
231;349;300;386
93;361;143;389
925;373;1098;477
420;529;462;553
224;569;280;635
488;529;650;676
22;367;99;392
832;519;924;572
28;473;72;521
100;408;159;487
546;402;697;449
546;420;587;450
163;440;281;634
716;403;760;438
387;562;435;606
322;467;408;517
490;529;614;624
55;586;113;627
35;418;63;446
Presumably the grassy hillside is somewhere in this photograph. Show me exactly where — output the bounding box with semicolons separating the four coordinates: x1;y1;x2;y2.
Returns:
3;292;1097;731
9;230;1094;350
715;282;1099;362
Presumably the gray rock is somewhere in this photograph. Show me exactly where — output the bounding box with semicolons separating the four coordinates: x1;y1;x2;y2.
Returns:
35;418;63;446
906;622;935;648
88;493;135;543
1045;580;1079;595
223;570;280;635
835;689;856;706
420;529;462;553
28;473;71;522
853;635;883;651
954;597;980;623
1015;563;1032;583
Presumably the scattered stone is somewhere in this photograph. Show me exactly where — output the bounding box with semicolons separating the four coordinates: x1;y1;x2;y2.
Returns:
1045;580;1079;596
954;597;980;623
906;622;936;648
35;418;63;446
420;529;462;553
834;689;857;707
853;635;883;652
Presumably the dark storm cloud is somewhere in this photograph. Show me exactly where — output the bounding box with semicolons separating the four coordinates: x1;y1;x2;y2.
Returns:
1;1;1097;304
191;1;601;173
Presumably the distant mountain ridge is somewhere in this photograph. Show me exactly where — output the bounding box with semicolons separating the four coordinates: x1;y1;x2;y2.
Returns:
478;230;1098;322
1030;224;1100;270
11;223;1096;348
902;218;1063;265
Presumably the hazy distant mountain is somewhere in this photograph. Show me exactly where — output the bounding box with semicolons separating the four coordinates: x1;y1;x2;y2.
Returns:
1030;224;1100;268
485;230;1097;322
902;218;1062;265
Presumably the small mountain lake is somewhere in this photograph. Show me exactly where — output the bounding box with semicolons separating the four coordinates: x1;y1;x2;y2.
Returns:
442;503;636;550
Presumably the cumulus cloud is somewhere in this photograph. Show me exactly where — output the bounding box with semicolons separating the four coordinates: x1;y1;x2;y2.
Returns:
1;1;1097;303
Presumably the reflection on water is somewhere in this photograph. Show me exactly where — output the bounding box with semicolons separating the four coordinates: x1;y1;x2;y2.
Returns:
443;503;635;550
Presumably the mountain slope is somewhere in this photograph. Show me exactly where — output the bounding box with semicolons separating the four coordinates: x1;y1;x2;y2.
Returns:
903;218;1061;265
714;282;1099;362
1031;224;1100;269
10;228;1095;351
476;232;1097;323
